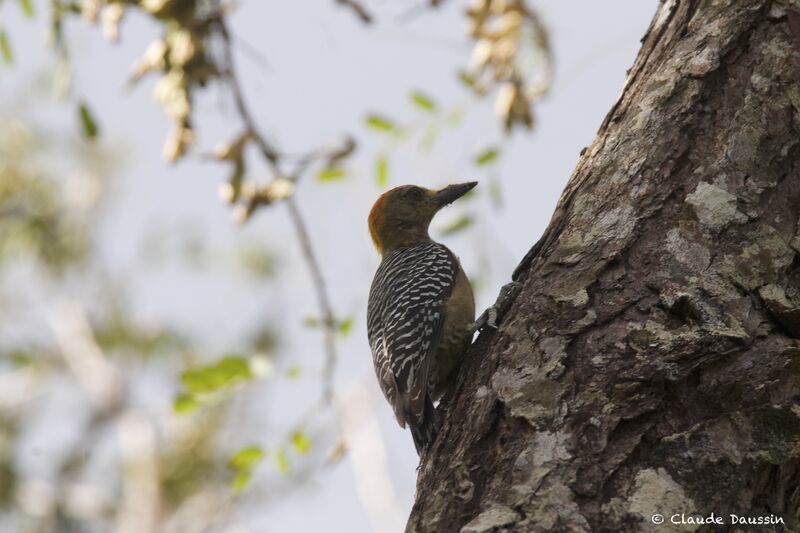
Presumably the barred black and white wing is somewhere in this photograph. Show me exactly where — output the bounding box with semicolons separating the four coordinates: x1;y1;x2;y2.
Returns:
367;241;458;454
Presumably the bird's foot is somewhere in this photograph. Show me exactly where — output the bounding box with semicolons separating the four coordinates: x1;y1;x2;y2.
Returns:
469;281;523;334
416;447;428;471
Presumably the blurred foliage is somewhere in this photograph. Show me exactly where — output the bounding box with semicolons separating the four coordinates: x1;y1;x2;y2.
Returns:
0;418;18;508
0;119;98;271
438;214;474;236
226;427;313;490
410;91;437;112
365;114;396;132
291;431;311;455
363;90;465;187
464;0;553;132
77;101;99;140
18;0;35;18
0;30;12;64
375;155;389;188
229;445;264;493
229;445;265;470
0;111;293;528
237;244;278;278
317;167;347;182
303;314;354;337
275;448;290;476
226;429;313;492
474;146;501;166
0;0;552;529
176;355;255;412
56;0;361;224
76;0;221;162
159;421;219;508
94;306;187;358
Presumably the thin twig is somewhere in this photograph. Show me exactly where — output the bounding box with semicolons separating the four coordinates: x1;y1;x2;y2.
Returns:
395;1;438;24
232;33;272;72
217;17;339;404
334;0;373;24
285;198;338;404
218;20;280;169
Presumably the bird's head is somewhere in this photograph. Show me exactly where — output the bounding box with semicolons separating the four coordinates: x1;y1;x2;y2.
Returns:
368;181;477;254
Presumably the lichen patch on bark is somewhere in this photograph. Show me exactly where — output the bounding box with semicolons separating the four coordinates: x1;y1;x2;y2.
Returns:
685;182;748;231
627;468;697;529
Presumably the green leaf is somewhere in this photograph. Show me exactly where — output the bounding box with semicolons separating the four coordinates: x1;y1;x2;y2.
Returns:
410;90;436;112
317;167;346;182
238;246;276;278
338;316;354;337
10;351;34;367
229;446;265;470
365;114;395;132
173;393;199;414
439;215;473;236
489;177;503;209
419;123;438;153
291;431;311;455
78;102;99;140
217;356;252;380
232;470;252;494
375;156;389;187
447;108;464;128
180;368;217;394
474;147;500;166
458;70;476;89
53;59;71;100
180;356;253;395
18;0;35;17
0;31;13;65
229;445;265;493
286;366;302;380
275;449;290;475
303;316;320;328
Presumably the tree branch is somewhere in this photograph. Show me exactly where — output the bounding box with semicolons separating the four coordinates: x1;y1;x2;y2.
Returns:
217;17;340;404
334;0;373;24
285;197;338;404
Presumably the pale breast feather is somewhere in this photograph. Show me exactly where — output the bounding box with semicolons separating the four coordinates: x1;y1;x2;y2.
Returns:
367;241;458;413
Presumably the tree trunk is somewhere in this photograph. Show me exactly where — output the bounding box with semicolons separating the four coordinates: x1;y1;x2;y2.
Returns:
408;1;800;531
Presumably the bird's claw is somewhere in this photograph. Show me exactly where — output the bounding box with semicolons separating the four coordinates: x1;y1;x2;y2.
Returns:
469;308;497;335
469;281;522;334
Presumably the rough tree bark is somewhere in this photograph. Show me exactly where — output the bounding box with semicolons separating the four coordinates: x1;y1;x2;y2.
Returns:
408;1;800;531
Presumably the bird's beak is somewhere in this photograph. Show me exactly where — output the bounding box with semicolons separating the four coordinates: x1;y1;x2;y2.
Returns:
432;181;477;208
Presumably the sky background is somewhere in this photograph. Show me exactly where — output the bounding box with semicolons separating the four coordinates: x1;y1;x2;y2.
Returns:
2;1;658;531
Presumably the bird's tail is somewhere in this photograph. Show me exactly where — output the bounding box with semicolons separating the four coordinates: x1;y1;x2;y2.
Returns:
410;395;439;457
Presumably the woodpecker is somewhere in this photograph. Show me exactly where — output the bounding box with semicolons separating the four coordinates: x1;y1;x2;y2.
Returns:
367;182;476;455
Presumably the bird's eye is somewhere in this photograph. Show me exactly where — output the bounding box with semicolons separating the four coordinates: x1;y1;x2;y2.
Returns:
406;187;425;200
